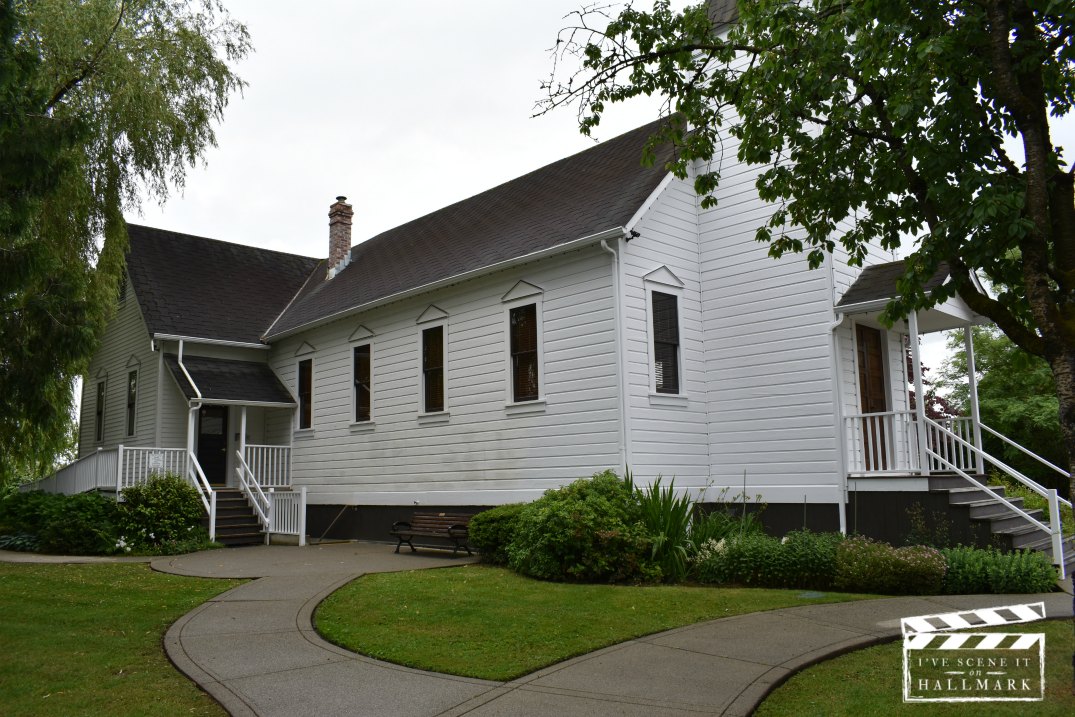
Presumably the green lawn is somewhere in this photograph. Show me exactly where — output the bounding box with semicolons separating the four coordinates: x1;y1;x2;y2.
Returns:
315;563;874;681
756;619;1075;716
0;562;241;717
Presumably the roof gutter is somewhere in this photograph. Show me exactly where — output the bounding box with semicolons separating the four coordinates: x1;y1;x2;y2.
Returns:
264;226;630;341
154;333;270;350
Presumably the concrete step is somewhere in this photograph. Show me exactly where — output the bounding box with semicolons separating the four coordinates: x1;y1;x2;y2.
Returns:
928;474;990;491
944;486;1007;504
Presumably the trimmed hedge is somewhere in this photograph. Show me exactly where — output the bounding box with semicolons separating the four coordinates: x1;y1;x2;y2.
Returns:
834;536;946;595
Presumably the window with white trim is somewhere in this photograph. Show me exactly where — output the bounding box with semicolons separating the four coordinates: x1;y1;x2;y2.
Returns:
509;302;544;402
125;370;137;437
297;358;313;429
421;325;445;413
95;381;106;442
353;344;371;422
651;290;681;394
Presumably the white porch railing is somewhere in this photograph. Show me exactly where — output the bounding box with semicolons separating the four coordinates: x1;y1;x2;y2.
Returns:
235;449;305;544
926;417;979;473
235;450;271;531
118;447;187;490
268;488;307;545
244;445;291;487
31;448;119;495
186;451;217;542
844;411;920;474
923;417;1069;578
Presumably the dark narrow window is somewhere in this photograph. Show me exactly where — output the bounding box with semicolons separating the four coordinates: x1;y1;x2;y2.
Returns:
510;304;539;402
353;345;371;422
652;291;680;394
126;371;137;437
422;326;444;413
298;359;313;429
95;381;106;442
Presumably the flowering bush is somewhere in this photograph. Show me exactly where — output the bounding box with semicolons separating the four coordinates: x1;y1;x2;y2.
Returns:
119;473;205;551
834;536;946;594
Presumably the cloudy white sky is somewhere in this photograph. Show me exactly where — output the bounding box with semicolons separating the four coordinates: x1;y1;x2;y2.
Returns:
132;1;1075;371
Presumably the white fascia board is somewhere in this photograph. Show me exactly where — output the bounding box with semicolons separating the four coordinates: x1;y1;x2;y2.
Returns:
264;226;628;342
153;333;270;350
624;172;675;233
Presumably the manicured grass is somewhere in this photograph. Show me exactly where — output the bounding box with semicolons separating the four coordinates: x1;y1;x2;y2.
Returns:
0;563;242;717
756;619;1075;716
315;563;874;681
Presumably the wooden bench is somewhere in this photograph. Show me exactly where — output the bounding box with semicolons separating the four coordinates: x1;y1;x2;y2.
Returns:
390;512;473;556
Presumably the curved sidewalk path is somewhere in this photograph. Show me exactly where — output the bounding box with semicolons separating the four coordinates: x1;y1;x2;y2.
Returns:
145;543;1074;717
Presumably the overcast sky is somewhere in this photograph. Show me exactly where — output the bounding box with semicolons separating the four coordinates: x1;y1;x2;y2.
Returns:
132;1;1075;371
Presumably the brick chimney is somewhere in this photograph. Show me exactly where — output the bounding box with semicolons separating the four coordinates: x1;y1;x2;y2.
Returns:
327;196;353;279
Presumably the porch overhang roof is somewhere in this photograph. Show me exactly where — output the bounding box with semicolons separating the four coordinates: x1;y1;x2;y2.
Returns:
163;354;295;407
836;260;989;333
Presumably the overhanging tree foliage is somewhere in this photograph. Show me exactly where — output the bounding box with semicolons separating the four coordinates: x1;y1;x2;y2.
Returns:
540;0;1075;501
0;0;249;486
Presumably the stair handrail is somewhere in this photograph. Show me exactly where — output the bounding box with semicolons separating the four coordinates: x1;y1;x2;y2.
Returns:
186;452;216;542
978;421;1072;482
235;450;271;530
925;418;1065;578
925;417;1072;509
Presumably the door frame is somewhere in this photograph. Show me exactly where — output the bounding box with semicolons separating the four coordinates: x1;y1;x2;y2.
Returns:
196;405;231;487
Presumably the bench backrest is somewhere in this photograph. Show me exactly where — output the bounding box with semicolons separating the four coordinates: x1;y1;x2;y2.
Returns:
410;511;472;531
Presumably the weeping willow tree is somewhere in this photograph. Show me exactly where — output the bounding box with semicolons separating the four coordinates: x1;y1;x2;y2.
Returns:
0;0;249;486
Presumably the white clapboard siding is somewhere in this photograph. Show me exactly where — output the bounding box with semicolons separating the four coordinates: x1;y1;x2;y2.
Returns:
268;246;622;505
79;277;160;455
621;176;710;486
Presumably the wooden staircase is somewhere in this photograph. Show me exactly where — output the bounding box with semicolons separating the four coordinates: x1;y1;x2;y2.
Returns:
929;475;1074;575
209;488;265;547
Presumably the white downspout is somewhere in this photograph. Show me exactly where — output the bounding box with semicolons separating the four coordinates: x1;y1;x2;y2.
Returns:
829;312;848;535
600;237;633;472
177;339;202;400
826;254;848;534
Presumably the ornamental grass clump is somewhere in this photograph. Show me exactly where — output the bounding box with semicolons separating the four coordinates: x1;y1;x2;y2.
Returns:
634;476;693;582
507;470;657;582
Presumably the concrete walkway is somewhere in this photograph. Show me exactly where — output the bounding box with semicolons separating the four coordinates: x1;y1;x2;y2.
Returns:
4;545;1070;715
142;543;1074;717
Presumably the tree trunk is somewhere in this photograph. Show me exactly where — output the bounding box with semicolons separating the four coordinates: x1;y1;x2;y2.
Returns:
1047;349;1075;504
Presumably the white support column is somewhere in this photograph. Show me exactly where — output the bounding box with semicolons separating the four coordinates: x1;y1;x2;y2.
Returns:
240;406;248;462
964;326;985;475
186;405;197;458
908;312;930;476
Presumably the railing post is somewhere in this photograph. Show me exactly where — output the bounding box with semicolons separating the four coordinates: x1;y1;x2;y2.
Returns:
266;487;274;545
1048;489;1065;580
116;444;124;492
209;490;217;543
299;486;307;547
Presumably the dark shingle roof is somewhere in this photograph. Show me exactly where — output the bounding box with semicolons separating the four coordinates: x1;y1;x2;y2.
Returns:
265;119;676;338
837;260;951;307
163;354;295;404
126;225;320;344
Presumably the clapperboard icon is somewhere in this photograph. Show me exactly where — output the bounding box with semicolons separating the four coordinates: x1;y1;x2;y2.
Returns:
902;602;1046;702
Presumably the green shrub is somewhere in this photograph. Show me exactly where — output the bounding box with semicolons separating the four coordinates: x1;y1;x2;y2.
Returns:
38;492;121;555
943;546;1058;594
634;477;693;582
775;530;845;590
507;470;657;582
689;495;766;548
834;536;946;594
0;532;39;552
470;503;526;565
0;491;65;535
119;473;204;550
692;533;783;585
